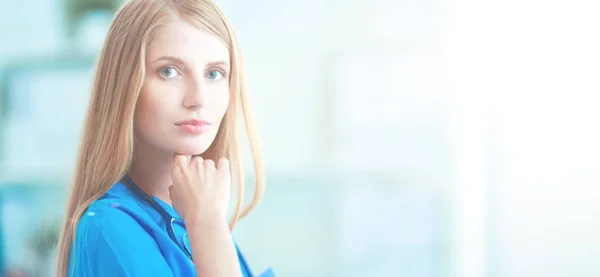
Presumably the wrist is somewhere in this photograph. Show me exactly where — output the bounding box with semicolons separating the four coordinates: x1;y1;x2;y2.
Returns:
185;214;229;230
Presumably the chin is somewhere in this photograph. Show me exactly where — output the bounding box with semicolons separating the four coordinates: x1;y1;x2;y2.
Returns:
172;144;210;156
177;148;209;156
169;133;219;157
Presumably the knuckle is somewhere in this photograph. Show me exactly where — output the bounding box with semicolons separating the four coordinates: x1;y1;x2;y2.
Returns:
191;156;204;167
173;155;191;174
218;158;230;172
175;155;188;165
218;158;229;168
204;159;215;168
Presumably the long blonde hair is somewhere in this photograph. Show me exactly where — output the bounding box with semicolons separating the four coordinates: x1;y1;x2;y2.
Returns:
55;0;265;276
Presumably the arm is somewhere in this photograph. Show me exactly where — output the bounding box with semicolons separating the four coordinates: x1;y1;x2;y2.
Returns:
170;156;243;277
187;219;242;277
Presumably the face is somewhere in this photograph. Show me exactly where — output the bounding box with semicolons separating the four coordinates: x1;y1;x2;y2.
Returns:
134;19;230;156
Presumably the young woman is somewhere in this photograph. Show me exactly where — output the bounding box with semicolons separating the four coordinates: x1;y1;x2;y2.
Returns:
54;0;273;276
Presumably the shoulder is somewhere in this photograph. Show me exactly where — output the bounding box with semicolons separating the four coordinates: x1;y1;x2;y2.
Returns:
76;197;147;240
70;186;174;276
73;194;155;260
76;182;151;236
74;180;163;251
78;182;145;229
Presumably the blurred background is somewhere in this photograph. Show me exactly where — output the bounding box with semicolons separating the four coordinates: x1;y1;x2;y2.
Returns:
0;0;599;276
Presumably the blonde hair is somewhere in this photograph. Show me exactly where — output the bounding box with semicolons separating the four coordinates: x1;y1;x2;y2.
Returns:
55;0;265;276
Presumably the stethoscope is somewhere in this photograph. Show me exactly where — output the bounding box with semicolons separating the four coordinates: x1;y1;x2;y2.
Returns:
122;176;253;275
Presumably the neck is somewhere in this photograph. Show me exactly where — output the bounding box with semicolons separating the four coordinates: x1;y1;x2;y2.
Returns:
128;139;173;205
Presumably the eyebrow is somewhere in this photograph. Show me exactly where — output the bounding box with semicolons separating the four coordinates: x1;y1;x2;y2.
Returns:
152;55;185;65
151;55;230;69
206;60;230;69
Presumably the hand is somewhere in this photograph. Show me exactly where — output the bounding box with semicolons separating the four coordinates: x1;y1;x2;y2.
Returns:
170;155;231;227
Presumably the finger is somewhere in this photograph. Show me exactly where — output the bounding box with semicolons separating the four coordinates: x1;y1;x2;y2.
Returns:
172;156;189;181
173;155;190;169
171;164;184;184
203;159;216;170
217;158;230;173
191;156;204;171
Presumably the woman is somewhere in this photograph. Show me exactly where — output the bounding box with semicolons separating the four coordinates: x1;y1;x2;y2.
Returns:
55;0;273;276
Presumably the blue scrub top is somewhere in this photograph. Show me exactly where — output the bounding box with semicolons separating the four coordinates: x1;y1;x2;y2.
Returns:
68;181;274;277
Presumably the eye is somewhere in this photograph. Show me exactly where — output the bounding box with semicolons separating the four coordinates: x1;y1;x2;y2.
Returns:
158;66;180;79
206;69;225;81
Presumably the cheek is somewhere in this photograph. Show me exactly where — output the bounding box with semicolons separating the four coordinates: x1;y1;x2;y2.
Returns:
214;88;231;120
135;93;160;125
135;83;173;131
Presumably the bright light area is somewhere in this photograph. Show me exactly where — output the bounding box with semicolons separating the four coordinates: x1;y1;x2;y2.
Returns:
447;0;600;276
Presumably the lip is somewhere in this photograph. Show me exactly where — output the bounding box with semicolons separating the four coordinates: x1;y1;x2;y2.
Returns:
175;119;211;135
175;119;211;126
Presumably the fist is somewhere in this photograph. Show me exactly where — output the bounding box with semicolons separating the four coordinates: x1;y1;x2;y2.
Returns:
170;155;231;226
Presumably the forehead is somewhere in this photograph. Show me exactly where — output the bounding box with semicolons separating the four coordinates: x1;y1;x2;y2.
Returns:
147;19;230;64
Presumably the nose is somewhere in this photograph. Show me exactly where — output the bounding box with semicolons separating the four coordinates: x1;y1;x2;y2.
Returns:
182;76;209;109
